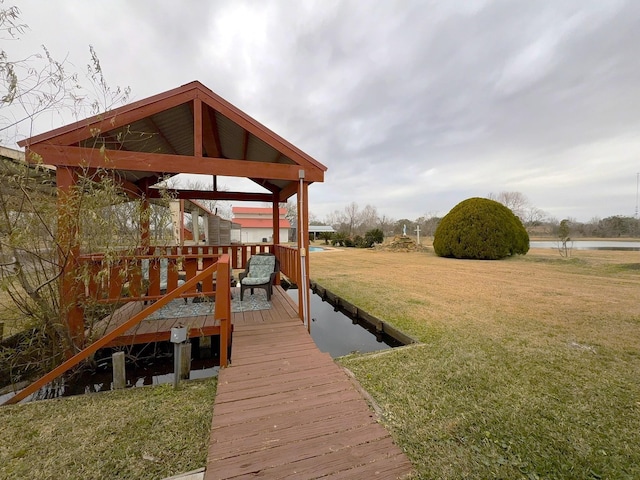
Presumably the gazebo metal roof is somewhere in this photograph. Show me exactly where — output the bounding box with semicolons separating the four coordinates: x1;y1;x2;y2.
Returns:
18;80;326;203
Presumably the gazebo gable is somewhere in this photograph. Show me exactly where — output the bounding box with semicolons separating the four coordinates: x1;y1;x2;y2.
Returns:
18;81;326;202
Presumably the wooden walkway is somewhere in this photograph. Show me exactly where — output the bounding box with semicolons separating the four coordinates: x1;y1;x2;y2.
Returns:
205;287;413;479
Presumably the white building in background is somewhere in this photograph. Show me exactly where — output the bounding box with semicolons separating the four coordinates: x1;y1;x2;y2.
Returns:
309;225;336;240
232;207;290;244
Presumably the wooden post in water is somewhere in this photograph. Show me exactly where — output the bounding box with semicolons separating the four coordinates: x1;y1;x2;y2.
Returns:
112;351;126;390
179;342;192;380
171;326;188;389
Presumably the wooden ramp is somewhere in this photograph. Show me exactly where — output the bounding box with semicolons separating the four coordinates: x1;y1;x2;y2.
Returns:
205;289;413;479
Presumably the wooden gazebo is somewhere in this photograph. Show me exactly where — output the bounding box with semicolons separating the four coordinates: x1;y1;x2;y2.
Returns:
7;81;326;403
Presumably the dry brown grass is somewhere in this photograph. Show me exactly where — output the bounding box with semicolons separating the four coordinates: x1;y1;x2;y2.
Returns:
311;247;640;350
310;246;640;479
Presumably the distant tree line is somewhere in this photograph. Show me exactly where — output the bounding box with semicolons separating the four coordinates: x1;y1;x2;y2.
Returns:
309;192;640;243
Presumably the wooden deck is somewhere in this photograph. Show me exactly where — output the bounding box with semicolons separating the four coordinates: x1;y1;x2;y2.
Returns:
205;286;413;479
90;300;221;348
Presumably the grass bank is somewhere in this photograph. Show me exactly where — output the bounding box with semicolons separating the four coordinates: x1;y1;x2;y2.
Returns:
0;379;216;480
311;247;640;479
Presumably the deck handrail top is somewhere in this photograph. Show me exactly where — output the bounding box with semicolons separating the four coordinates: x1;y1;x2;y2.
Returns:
78;253;224;261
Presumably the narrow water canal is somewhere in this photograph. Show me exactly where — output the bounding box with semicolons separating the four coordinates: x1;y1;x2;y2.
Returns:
286;288;401;358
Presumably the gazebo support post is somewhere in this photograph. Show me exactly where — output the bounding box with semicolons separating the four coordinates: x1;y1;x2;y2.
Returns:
56;166;85;355
297;172;310;330
140;195;151;251
272;194;280;285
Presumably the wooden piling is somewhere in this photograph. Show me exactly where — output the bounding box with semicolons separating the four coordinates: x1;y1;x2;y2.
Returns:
179;342;192;380
112;351;126;389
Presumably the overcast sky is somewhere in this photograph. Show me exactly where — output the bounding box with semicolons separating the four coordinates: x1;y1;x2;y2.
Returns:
3;0;640;223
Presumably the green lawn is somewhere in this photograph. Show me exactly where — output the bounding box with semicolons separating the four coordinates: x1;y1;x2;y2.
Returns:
312;247;640;479
2;246;639;479
0;379;216;480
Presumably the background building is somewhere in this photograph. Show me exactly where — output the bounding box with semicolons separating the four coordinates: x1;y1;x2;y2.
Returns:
232;207;290;243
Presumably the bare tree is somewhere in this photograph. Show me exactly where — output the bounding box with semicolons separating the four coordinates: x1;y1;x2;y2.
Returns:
488;191;547;230
324;209;346;231
184;178;231;219
282;199;297;227
0;5;139;388
377;213;396;236
343;202;360;236
359;204;379;234
488;191;529;218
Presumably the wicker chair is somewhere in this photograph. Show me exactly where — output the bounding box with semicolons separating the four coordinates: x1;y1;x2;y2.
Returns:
239;253;279;301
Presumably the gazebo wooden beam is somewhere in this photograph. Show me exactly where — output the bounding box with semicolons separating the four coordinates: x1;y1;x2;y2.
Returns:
193;98;203;157
147;189;273;202
202;104;222;157
29;145;324;182
278;180;300;202
82;167;143;198
249;177;280;194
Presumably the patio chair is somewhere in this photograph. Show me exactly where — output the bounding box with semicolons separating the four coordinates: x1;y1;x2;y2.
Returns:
141;258;187;303
239;253;279;301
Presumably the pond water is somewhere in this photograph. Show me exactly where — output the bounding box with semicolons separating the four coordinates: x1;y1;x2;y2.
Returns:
1;289;401;404
530;240;640;251
0;340;220;404
286;288;401;358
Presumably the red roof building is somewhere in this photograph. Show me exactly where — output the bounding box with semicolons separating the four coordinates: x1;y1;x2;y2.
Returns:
233;207;290;243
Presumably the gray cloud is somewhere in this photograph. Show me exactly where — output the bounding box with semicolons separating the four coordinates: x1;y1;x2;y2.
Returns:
5;0;640;222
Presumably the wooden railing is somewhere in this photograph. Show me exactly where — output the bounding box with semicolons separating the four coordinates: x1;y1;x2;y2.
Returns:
78;244;277;303
274;244;300;285
3;255;232;406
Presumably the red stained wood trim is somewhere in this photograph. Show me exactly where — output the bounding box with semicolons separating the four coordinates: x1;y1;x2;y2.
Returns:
194;98;203;157
20;81;326;174
30;144;323;182
241;129;249;160
146;189;273;202
278;180;299;202
202;103;221;157
103;325;221;348
249;177;280;193
196;83;327;173
56;167;85;351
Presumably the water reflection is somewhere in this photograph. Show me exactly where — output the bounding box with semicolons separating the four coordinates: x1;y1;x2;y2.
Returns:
530;240;640;250
286;288;401;358
0;340;220;404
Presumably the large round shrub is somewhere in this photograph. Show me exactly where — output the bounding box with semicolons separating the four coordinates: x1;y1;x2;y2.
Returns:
433;197;529;260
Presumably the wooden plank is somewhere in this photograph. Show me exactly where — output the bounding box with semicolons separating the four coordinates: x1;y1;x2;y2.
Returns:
229;346;324;367
209;411;380;462
207;423;388;478
210;398;367;442
247;437;405;479
210;387;364;428
214;370;351;404
322;453;414;480
205;286;412;480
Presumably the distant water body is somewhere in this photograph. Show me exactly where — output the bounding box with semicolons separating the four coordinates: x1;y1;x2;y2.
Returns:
529;240;640;251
